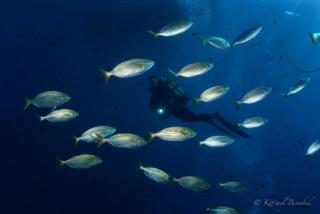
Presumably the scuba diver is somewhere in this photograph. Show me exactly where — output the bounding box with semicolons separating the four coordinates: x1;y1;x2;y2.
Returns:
148;76;250;138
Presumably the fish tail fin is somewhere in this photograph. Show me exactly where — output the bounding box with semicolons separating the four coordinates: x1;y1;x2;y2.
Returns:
36;114;45;124
309;32;316;45
146;130;155;143
100;68;112;84
199;35;207;45
191;97;200;106
236;123;241;128
57;157;65;167
168;69;177;78
235;100;241;110
97;137;106;148
230;42;236;50
197;141;202;147
147;30;158;38
173;177;179;183
168;176;175;185
281;93;288;99
138;163;144;171
71;135;79;147
24;97;32;110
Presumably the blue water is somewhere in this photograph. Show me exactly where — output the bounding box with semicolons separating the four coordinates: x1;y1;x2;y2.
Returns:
3;0;320;213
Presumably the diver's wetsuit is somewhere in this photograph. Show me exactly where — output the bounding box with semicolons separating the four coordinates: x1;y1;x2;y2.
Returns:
149;76;250;138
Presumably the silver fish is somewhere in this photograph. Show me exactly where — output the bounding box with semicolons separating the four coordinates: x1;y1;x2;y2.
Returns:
219;181;247;192
282;78;310;98
206;206;239;214
58;154;102;169
238;117;268;128
232;26;262;47
148;126;197;143
309;32;320;45
168;61;214;78
199;136;234;147
236;86;272;108
24;90;70;110
306;140;320;156
174;176;211;191
39;109;78;123
193;85;229;105
73;126;117;146
140;165;174;184
284;11;300;17
100;59;154;83
99;133;147;149
147;20;193;38
200;35;230;49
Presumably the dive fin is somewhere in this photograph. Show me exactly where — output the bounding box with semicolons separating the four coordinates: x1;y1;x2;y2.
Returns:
213;113;250;138
206;120;235;137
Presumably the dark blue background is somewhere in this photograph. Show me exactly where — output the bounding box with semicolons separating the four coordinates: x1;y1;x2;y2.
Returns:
2;0;320;213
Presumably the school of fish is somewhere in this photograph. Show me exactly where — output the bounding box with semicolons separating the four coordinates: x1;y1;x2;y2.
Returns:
24;17;319;213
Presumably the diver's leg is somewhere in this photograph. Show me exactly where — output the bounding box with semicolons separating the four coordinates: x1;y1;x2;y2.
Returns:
211;113;251;138
196;113;236;136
